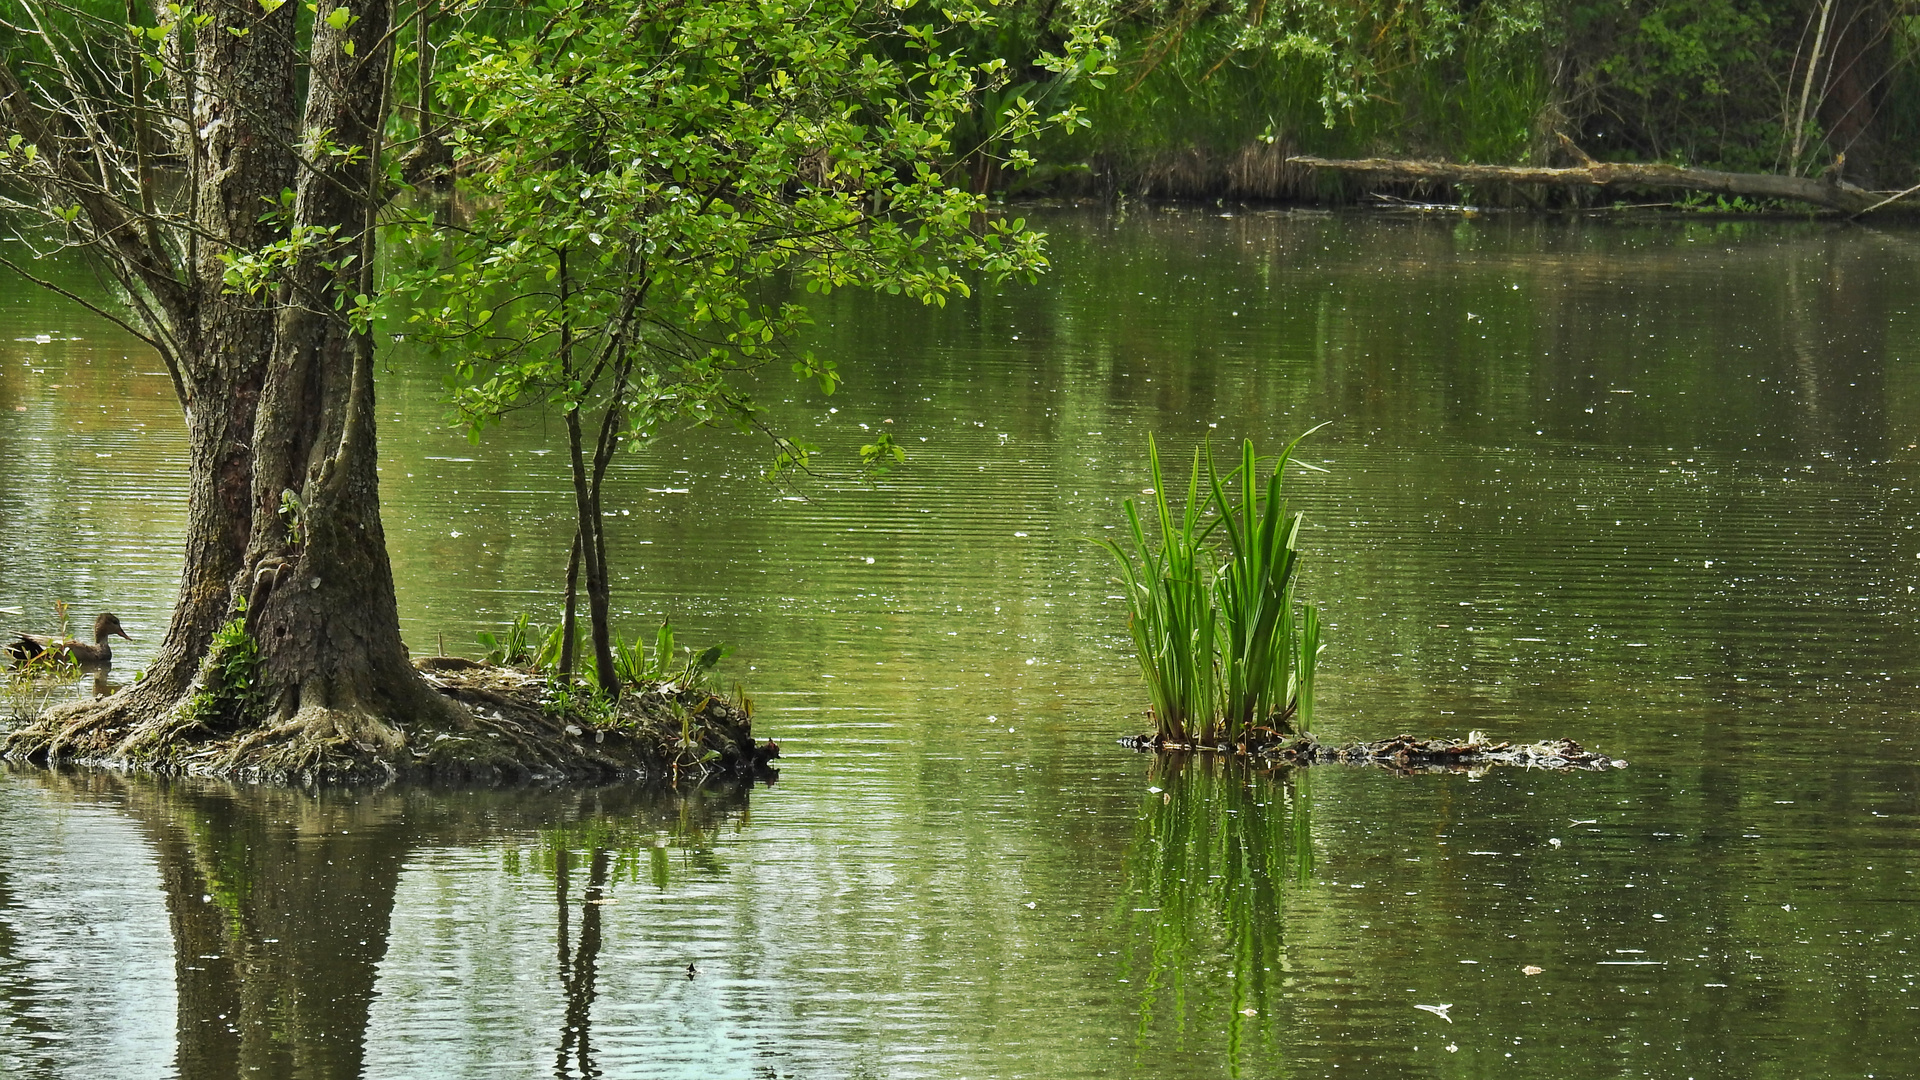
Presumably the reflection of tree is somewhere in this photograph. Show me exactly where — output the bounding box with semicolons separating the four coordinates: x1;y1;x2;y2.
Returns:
1117;758;1312;1076
555;847;609;1080
0;868;55;1069
129;777;411;1079
525;785;748;1078
11;769;755;1078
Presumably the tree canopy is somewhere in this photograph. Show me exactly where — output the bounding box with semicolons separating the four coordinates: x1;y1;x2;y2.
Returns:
393;0;1111;691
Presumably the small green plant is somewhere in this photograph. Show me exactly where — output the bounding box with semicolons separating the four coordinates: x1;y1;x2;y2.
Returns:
1092;436;1218;741
541;679;614;727
182;617;263;730
477;613;543;666
277;488;305;547
1207;432;1324;742
487;611;733;703
2;664;67;724
612;621;733;692
610;621;672;687
8;646;79;680
1093;431;1327;746
534;621;571;674
667;698;723;780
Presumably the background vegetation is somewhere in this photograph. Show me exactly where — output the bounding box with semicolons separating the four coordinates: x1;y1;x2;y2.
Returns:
972;0;1920;198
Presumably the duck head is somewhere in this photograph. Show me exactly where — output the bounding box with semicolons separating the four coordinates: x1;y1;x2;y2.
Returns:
93;612;133;645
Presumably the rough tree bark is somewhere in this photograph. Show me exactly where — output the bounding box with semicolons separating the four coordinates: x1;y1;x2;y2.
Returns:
223;0;466;757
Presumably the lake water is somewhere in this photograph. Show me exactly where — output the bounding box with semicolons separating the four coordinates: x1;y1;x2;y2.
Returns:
2;207;1919;1077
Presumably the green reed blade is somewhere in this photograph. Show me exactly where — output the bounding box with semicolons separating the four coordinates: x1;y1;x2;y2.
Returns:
1097;428;1326;743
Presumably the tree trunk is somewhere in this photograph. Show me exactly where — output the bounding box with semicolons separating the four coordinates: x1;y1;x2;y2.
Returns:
560;531;582;678
1816;0;1896;181
3;0;466;774
567;404;620;696
229;0;464;757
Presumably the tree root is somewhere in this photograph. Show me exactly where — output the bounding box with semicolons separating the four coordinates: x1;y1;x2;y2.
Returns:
1;662;779;786
1121;728;1627;773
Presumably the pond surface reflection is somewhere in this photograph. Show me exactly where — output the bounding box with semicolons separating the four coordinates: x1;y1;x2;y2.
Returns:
2;209;1920;1077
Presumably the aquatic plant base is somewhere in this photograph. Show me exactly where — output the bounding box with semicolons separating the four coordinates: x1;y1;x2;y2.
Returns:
1120;730;1626;773
1;658;778;786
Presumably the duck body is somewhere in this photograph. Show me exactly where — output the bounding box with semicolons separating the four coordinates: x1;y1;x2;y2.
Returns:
5;612;132;667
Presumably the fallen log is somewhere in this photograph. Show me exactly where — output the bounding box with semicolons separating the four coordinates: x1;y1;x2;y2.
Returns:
1288;155;1899;215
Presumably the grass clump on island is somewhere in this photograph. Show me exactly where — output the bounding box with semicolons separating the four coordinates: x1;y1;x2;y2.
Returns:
1094;431;1326;750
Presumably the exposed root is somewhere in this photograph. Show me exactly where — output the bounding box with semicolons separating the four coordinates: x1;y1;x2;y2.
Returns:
10;690;151;763
1121;728;1627;773
1;661;779;787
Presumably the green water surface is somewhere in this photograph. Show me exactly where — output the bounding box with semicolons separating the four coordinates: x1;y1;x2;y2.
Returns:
1;208;1918;1078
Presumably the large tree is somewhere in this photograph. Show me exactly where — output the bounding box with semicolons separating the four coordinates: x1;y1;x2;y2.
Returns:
1;0;462;774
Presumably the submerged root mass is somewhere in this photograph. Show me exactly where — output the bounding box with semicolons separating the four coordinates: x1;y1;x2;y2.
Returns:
2;659;778;786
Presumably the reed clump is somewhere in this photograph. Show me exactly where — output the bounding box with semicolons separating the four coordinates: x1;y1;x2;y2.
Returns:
1094;430;1326;748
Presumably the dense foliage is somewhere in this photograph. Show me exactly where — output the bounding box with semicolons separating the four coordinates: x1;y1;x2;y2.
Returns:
977;0;1919;195
392;0;1112;690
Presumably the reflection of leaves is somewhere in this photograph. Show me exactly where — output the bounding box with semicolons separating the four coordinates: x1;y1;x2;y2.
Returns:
509;784;750;889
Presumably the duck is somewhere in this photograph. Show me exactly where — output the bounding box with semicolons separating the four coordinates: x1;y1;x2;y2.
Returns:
5;612;133;667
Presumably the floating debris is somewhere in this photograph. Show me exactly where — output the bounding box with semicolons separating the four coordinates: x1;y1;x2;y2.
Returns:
1119;729;1626;772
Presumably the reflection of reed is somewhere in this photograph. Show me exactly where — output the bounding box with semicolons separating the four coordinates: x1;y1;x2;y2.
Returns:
1118;758;1312;1071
